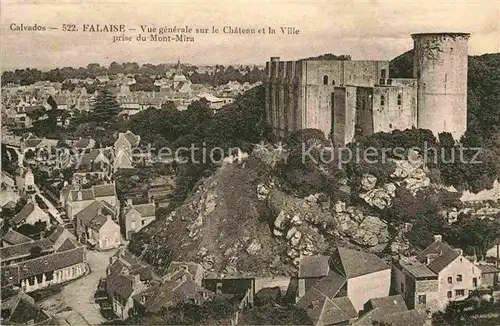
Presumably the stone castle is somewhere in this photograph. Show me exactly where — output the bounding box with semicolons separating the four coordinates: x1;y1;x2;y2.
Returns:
264;32;470;145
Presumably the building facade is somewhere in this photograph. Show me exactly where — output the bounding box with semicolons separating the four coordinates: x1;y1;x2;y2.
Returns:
265;32;469;144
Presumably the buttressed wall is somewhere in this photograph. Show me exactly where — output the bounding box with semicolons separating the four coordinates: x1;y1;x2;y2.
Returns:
412;33;470;140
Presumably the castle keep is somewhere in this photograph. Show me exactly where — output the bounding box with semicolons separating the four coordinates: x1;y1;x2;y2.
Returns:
264;33;470;145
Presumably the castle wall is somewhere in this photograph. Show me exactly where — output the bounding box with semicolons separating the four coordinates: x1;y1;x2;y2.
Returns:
412;33;469;139
372;85;417;133
356;87;374;137
332;86;357;145
265;32;468;141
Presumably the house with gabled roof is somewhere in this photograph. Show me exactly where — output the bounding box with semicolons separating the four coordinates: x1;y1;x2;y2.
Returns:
123;199;156;240
353;295;429;326
296;271;357;325
1;229;34;247
15;167;35;195
297;255;331;299
1;290;52;325
106;248;159;320
113;130;140;172
66;182;119;220
74;200;121;250
1;227;88;293
13;199;51;228
297;248;391;315
393;235;482;312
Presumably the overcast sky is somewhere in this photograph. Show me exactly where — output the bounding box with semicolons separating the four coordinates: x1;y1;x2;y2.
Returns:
1;0;499;70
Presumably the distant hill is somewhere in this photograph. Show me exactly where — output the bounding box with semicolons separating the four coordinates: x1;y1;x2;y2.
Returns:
301;53;351;61
389;50;413;78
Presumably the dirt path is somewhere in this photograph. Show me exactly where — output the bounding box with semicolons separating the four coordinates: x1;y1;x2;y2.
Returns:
39;250;116;325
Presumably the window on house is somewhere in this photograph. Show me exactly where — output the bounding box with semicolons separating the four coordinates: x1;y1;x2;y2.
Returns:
381;69;387;79
380;95;385;106
397;94;402;106
323;75;329;85
447;277;453;284
418;295;426;304
141;219;146;226
457;274;463;282
447;291;452;298
455;289;465;296
332;80;335;85
400;282;405;293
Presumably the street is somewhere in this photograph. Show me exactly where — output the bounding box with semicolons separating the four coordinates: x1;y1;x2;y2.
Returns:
39;249;116;325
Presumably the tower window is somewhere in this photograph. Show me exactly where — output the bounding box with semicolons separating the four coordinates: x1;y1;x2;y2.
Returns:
323;75;329;85
332;80;335;85
381;69;387;79
397;94;402;105
380;95;385;106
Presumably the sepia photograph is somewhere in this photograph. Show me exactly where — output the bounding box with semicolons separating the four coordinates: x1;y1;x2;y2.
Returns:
1;0;499;325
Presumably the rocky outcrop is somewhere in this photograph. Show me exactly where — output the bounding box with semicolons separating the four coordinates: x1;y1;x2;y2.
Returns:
266;187;390;256
133;159;296;278
391;159;430;194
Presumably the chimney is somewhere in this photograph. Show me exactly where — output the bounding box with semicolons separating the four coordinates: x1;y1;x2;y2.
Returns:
77;190;82;201
134;273;141;285
434;235;442;243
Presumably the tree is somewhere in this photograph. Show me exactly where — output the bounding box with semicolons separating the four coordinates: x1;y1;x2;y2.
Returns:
91;88;121;127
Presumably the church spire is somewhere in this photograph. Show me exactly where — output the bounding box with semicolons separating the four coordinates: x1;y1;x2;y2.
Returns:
176;59;181;74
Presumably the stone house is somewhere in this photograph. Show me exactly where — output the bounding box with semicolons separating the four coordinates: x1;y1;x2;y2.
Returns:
66;183;119;220
106;248;159;320
74;200;121;250
122;199;156;240
393;235;483;311
13;200;51;228
392;255;440;311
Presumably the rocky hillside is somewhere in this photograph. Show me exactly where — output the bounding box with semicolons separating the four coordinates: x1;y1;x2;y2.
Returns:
129;139;455;277
131;157;299;277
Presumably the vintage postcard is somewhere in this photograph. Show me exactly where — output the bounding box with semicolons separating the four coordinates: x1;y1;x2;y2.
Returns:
1;0;500;325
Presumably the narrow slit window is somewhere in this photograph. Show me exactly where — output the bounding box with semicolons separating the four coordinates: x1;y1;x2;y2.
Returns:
397;94;402;106
323;75;329;85
380;95;385;106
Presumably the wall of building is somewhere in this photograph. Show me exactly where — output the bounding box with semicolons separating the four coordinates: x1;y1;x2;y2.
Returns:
372;85;417;134
347;268;391;313
21;262;88;293
98;220;121;251
437;256;481;310
355;87;374;138
413;33;469;139
415;279;440;311
254;276;292;296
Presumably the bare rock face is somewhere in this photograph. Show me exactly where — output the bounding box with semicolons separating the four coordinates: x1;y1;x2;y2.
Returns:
257;183;270;201
332;201;389;250
246;240;262;255
360;188;393;210
267;185;390;254
361;173;378;191
390;159;430;194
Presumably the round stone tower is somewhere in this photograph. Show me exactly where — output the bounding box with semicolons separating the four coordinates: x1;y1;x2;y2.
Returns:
412;32;470;140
